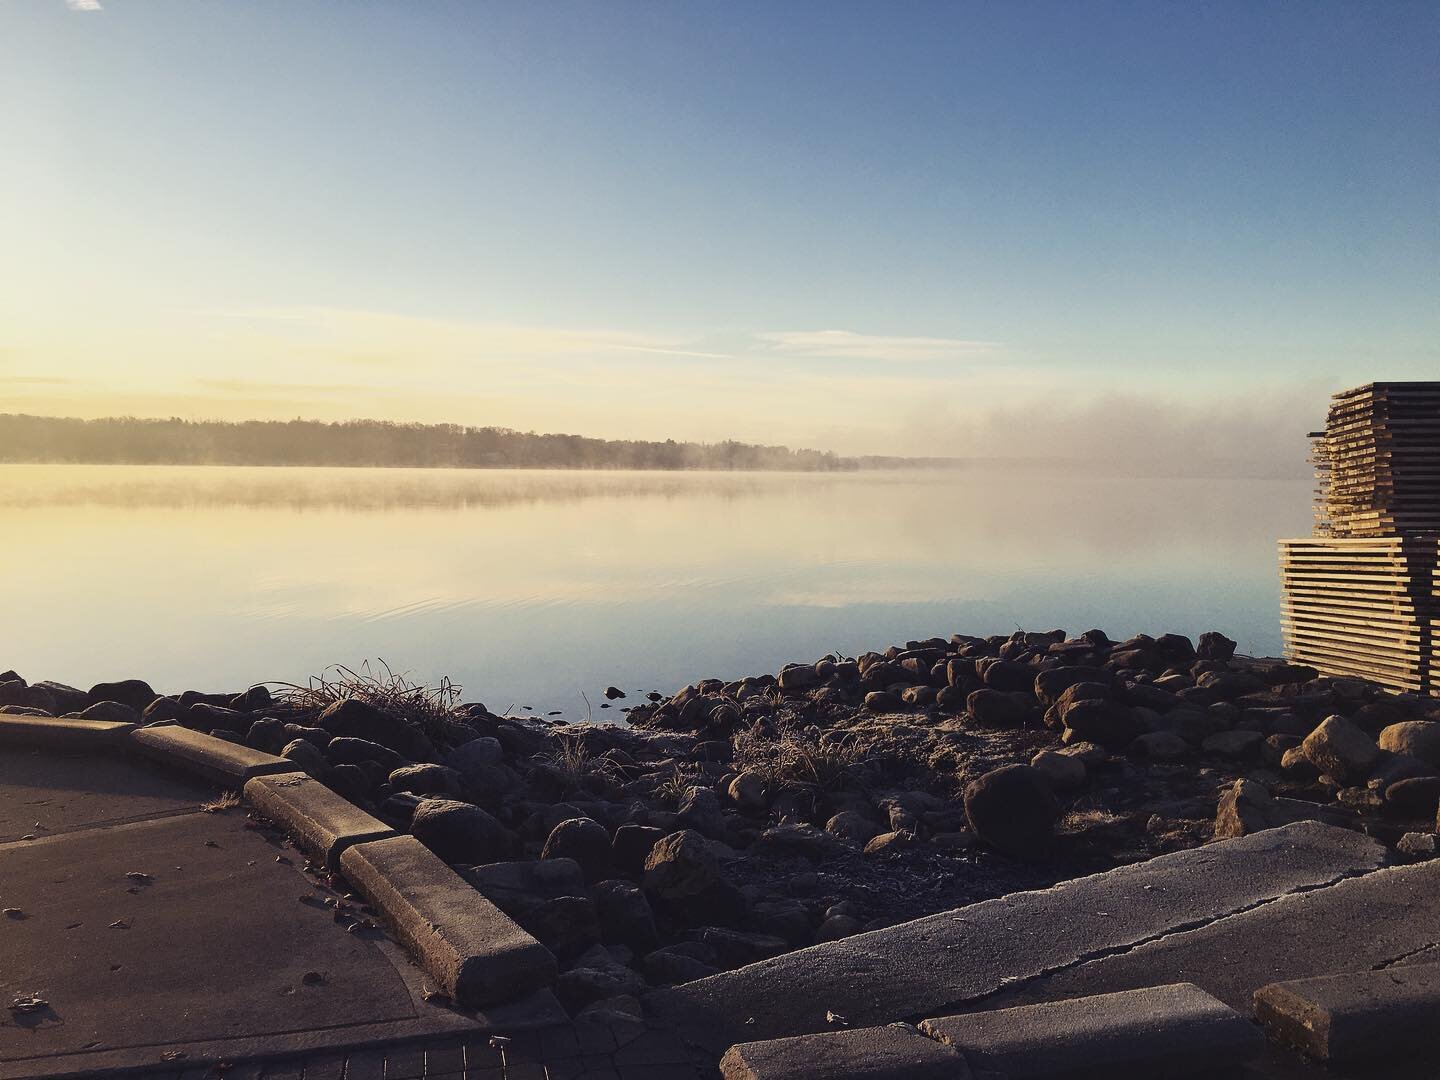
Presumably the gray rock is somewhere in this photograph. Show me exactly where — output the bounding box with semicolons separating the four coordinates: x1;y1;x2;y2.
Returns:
612;823;666;874
676;785;727;838
388;763;462;797
1131;731;1191;760
753;822;834;860
556;944;647;1011
280;738;331;780
1213;779;1349;839
1388;776;1440;815
541;817;614;883
967;689;1027;728
88;679;156;711
644;946;720;986
825;811;881;845
1061;699;1139;747
1201;729;1264;759
963;765;1059;862
1380;722;1440;768
728;770;768;814
1398;832;1438;859
73;700;141;725
643;829;720;900
326;736;410;772
444;735;504;778
594;879;659;952
1301;715;1380;783
409;797;516;864
1029;749;1086;791
1197;632;1238;661
864;690;903;713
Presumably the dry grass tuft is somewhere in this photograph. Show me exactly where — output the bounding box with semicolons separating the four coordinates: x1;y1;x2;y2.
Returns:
732;720;867;794
536;732;620;793
200;791;242;813
271;659;466;746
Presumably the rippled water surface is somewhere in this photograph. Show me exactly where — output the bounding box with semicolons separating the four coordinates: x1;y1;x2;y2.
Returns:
0;465;1308;716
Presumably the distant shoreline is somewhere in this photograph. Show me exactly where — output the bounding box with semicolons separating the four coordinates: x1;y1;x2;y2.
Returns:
0;412;969;473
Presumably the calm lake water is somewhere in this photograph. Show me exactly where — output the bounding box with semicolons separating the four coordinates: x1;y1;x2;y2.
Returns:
0;465;1309;718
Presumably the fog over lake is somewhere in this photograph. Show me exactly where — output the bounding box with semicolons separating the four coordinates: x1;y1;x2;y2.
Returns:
0;465;1308;718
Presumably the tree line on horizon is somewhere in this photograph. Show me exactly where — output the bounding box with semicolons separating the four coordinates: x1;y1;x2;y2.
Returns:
0;414;860;471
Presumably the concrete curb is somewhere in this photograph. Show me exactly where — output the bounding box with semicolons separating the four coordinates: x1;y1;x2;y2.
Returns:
719;1024;971;1079
1;704;559;1012
244;771;397;869
129;723;299;783
1254;962;1440;1063
0;714;136;748
341;835;559;1007
919;983;1263;1078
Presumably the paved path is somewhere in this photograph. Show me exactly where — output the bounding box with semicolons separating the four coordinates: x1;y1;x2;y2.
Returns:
0;749;693;1080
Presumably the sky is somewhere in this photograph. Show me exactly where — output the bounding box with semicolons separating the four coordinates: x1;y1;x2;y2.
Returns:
1;1;1436;465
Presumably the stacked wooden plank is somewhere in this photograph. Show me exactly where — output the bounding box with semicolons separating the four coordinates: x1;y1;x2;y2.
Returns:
1313;382;1440;538
1279;536;1437;693
1281;383;1440;696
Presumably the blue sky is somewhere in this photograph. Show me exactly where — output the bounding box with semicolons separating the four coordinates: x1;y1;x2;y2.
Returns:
1;1;1436;460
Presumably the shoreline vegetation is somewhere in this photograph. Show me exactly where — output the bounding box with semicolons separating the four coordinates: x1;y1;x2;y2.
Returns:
0;413;961;472
5;627;1438;1016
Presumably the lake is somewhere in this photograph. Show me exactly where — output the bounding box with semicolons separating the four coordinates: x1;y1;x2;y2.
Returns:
0;464;1309;718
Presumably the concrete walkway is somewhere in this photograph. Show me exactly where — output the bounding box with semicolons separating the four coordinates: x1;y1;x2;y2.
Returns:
0;749;688;1080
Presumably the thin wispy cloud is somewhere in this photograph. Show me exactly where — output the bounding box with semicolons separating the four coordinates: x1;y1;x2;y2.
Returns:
65;0;103;11
206;307;729;363
756;330;1001;362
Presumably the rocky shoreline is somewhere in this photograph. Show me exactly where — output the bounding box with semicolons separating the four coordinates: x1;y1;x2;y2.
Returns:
4;627;1439;1020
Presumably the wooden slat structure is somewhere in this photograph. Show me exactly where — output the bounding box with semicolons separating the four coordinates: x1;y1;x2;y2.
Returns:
1281;383;1440;695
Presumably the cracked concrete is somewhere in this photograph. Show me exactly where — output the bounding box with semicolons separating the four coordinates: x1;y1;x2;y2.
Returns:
646;822;1387;1055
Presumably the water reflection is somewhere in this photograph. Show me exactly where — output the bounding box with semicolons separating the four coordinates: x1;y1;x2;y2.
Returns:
0;465;1307;716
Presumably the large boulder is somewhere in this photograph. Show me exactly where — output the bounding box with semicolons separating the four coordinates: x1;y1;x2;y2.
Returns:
642;829;719;899
317;699;434;761
541;817;614;883
388;763;462;798
727;770;767;814
444;736;504;780
1197;631;1238;661
31;680;89;715
88;679;157;712
963;765;1059;862
1061;698;1139;747
1301;715;1380;782
556;945;646;1011
1379;722;1440;768
1033;666;1106;707
1213;779;1350;839
1029;749;1086;791
409;797;516;864
73;700;141;725
966;689;1027;728
327;736;410;773
593;879;659;952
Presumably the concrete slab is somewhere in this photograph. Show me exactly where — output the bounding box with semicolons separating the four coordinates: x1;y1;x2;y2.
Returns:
920;983;1263;1078
244;772;395;870
130;724;298;784
646;822;1386;1054
971;858;1440;1017
0;804;536;1078
0;750;214;843
340;835;557;1007
1254;964;1440;1063
0;714;134;748
720;1024;971;1080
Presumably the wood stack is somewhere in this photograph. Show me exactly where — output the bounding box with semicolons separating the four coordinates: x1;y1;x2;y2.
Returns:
1313;382;1440;537
1281;383;1440;695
